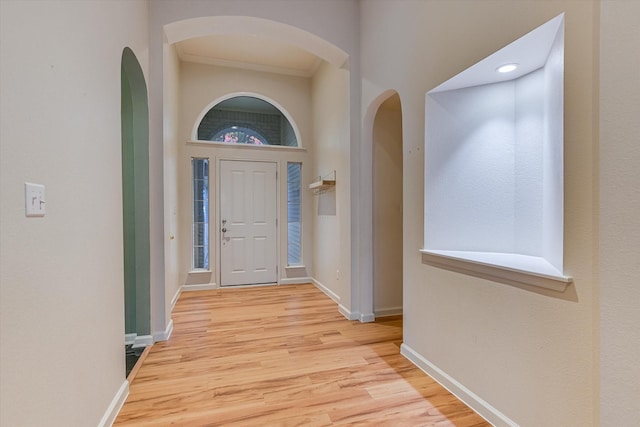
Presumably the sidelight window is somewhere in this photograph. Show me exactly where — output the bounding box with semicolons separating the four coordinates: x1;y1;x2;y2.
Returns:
287;162;302;265
192;158;209;270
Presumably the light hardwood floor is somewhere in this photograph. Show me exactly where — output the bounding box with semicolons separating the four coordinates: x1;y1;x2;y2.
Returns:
115;284;489;426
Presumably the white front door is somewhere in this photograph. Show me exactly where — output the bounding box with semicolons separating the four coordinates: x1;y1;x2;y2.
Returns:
220;160;277;286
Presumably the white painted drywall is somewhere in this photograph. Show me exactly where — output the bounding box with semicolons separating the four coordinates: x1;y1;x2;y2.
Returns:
426;81;517;253
514;69;544;257
361;1;596;425
0;0;149;425
542;23;565;272
599;1;640;425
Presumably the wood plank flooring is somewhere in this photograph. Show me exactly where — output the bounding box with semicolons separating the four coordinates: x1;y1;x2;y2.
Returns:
115;284;489;426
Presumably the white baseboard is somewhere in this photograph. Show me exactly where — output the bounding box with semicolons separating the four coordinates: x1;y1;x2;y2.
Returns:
170;286;182;310
132;334;153;348
374;306;403;318
98;380;129;427
311;278;340;303
338;303;358;321
126;333;153;348
182;283;218;291
278;277;313;285
124;333;136;346
400;343;516;427
360;312;375;322
154;319;173;342
311;278;373;322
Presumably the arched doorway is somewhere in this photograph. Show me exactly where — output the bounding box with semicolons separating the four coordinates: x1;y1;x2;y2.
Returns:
160;15;356;317
372;92;403;317
121;47;151;359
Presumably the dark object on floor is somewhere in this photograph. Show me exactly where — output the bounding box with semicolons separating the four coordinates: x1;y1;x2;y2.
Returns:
125;344;144;377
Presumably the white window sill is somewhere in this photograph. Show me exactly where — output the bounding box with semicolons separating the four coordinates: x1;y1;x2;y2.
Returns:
420;249;572;292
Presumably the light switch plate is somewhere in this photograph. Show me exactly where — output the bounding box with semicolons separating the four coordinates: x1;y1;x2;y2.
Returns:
25;182;46;217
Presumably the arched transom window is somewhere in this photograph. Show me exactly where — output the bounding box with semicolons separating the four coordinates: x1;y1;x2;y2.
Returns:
197;96;299;147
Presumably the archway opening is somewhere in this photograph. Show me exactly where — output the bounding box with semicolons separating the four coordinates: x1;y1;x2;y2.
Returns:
121;47;151;374
372;92;403;318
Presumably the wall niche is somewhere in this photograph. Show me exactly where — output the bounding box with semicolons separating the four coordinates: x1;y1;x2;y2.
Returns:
422;14;571;291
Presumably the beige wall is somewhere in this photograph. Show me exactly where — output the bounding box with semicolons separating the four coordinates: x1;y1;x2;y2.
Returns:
163;43;182;314
373;100;403;316
5;1;637;425
361;1;597;425
310;61;352;313
0;0;148;425
599;1;640;425
177;62;314;286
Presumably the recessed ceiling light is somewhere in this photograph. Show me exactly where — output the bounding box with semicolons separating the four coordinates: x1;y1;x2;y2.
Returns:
497;63;519;73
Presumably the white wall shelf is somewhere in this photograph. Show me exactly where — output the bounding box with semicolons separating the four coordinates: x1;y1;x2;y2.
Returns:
309;170;336;194
309;179;336;191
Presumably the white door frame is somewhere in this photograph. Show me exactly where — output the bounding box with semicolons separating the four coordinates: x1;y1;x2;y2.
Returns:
216;157;280;287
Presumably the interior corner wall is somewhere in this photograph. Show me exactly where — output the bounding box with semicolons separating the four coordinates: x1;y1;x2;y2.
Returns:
0;0;149;425
599;1;640;425
163;42;181;315
310;61;351;310
361;1;596;425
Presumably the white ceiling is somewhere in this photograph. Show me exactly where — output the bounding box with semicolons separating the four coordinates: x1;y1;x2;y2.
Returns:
175;34;323;77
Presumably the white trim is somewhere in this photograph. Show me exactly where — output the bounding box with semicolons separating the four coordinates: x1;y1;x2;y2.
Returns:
359;312;375;323
338;303;359;321
132;335;153;349
97;380;129;427
420;250;571;292
187;140;306;152
374;306;403;318
311;278;340;303
401;343;517;427
278;277;313;285
124;333;136;346
154;319;174;342
182;283;218;291
170;286;182;310
126;333;154;347
311;278;371;322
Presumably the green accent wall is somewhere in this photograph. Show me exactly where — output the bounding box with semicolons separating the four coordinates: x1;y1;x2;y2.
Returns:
121;47;150;336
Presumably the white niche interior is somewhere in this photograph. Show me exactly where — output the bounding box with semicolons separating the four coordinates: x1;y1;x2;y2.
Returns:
421;14;572;291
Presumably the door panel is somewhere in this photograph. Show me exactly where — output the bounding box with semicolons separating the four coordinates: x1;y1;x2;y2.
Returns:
220;160;277;286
